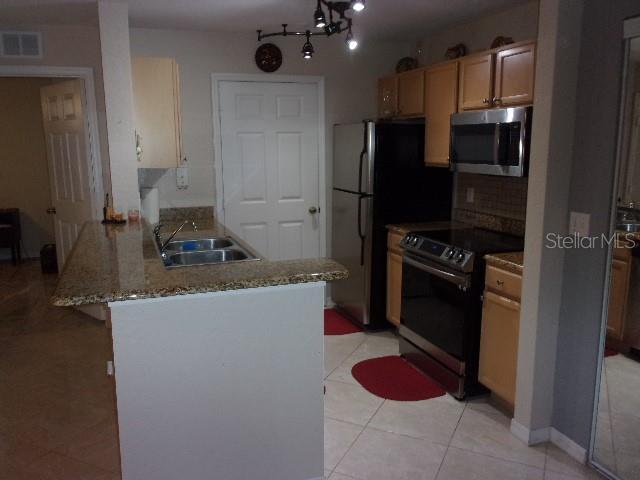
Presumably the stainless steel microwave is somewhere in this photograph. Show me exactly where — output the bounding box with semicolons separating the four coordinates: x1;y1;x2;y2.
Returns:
450;106;532;177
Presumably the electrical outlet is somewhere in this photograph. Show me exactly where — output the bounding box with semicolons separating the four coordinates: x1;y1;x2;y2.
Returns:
569;211;590;236
176;167;189;189
466;187;474;203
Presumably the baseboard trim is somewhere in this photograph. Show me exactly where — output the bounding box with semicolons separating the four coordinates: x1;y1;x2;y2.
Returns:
550;428;587;464
510;419;550;445
510;420;588;464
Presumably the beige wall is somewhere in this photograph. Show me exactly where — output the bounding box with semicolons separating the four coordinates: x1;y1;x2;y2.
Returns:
0;77;55;258
131;28;411;211
417;1;540;66
0;22;112;201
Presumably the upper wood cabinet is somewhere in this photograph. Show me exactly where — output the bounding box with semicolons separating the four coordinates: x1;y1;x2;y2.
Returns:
458;41;536;111
424;62;458;167
494;43;536;107
378;75;398;118
458;53;494;111
396;69;425;117
132;56;183;168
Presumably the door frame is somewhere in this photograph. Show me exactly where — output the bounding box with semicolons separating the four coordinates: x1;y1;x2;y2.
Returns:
0;65;104;221
211;73;327;257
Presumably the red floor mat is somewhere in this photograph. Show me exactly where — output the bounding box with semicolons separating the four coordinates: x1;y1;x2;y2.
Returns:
605;348;619;358
324;309;362;335
351;355;446;401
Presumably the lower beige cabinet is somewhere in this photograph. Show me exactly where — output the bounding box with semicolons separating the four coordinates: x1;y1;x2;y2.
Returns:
607;244;632;342
386;231;404;327
478;264;522;409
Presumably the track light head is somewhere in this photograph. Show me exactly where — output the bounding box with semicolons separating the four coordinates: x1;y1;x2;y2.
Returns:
302;31;314;59
324;21;341;36
346;30;358;50
313;1;326;28
352;0;365;12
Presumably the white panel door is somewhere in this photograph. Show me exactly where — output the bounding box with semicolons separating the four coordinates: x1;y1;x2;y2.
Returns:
40;79;94;269
219;81;320;260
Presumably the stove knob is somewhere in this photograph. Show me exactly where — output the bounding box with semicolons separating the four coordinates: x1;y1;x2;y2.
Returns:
412;237;419;246
456;251;466;263
447;248;456;259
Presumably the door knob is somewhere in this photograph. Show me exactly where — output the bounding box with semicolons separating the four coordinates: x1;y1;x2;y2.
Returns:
308;206;319;214
46;207;56;214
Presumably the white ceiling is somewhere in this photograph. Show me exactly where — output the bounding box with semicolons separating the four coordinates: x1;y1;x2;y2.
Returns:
0;0;532;41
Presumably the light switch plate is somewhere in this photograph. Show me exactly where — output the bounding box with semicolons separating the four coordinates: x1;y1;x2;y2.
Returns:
466;187;474;203
176;167;189;189
569;211;590;236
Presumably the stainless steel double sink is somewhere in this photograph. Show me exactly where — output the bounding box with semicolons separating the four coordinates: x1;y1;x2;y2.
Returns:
159;237;259;268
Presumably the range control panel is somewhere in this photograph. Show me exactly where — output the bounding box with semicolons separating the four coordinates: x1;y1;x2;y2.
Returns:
400;233;475;272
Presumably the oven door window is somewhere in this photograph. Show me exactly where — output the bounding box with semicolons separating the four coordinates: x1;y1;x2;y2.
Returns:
401;260;471;360
451;122;521;167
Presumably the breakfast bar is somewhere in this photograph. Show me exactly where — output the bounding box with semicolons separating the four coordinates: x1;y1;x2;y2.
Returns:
52;220;348;480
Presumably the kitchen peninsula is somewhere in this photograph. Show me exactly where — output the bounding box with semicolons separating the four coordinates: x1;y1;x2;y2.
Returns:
52;220;347;480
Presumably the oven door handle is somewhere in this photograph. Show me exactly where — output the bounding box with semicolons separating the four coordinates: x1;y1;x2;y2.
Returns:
403;255;471;290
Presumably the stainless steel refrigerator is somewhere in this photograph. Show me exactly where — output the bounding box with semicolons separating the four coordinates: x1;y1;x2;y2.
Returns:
331;121;453;329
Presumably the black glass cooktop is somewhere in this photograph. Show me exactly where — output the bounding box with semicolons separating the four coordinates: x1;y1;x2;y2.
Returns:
410;228;524;255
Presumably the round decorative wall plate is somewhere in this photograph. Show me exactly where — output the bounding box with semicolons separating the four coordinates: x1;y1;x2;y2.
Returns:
255;43;283;73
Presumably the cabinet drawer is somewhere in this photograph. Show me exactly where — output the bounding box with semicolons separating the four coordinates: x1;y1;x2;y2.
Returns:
485;265;522;300
387;231;404;254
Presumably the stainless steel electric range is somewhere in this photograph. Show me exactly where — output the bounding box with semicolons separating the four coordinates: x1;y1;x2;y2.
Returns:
399;227;524;400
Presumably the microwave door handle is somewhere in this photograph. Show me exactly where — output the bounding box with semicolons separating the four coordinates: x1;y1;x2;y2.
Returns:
493;123;501;165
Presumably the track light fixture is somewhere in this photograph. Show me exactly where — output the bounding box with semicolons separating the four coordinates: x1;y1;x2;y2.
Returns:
257;0;366;59
302;31;314;59
314;0;326;28
346;25;358;50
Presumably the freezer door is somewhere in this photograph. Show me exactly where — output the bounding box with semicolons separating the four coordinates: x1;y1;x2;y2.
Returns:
331;189;372;325
333;122;374;194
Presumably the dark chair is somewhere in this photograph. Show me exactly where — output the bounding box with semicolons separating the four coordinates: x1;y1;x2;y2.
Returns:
0;209;21;264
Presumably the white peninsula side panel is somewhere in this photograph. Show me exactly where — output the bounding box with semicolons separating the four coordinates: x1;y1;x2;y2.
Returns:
109;282;325;480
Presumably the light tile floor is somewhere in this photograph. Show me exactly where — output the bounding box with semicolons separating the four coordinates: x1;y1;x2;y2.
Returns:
593;353;640;479
324;330;605;480
0;262;605;479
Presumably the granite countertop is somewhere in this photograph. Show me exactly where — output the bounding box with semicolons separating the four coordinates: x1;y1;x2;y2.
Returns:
51;220;348;306
386;221;470;235
484;251;524;275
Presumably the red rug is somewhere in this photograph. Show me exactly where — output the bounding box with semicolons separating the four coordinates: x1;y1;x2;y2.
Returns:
324;309;362;335
605;348;619;358
352;355;446;401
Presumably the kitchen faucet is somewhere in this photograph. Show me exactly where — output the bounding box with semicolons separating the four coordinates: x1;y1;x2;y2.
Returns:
155;220;198;254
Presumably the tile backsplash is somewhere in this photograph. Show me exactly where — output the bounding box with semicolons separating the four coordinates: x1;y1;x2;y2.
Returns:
452;173;528;236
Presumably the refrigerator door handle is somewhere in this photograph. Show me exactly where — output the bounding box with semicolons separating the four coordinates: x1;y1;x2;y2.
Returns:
357;193;373;266
358;148;367;195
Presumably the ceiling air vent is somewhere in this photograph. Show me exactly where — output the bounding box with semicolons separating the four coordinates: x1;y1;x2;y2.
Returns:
0;31;42;58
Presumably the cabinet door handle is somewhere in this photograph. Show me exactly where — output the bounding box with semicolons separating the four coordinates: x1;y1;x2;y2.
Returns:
496;279;504;286
493;97;502;104
483;98;490;104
